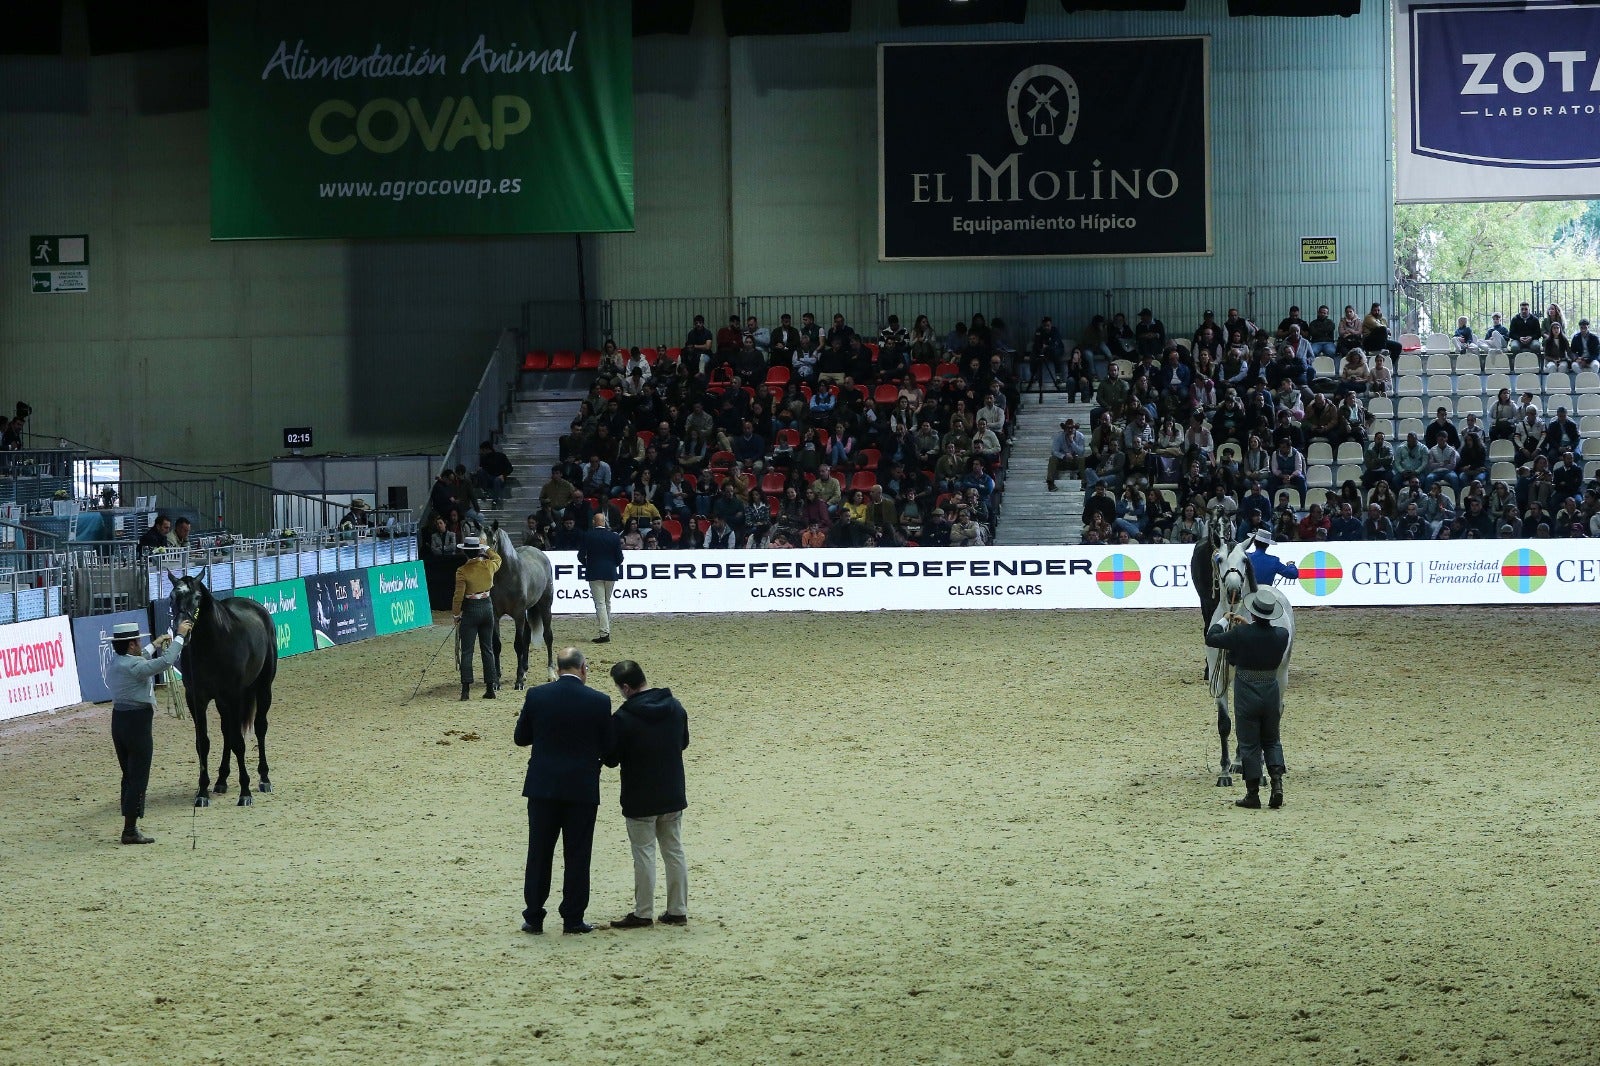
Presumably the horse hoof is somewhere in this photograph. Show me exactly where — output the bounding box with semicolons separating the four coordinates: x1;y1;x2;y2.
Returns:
258;780;273;793
195;795;210;808
213;782;228;795
238;794;253;807
1217;774;1232;787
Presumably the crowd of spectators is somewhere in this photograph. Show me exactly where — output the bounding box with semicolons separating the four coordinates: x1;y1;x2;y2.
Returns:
520;310;1027;549
1047;300;1600;544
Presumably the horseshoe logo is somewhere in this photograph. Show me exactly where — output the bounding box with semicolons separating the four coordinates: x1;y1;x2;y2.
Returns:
1006;64;1080;147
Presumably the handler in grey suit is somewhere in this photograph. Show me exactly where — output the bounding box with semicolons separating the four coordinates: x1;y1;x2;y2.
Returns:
514;646;613;934
1204;590;1291;811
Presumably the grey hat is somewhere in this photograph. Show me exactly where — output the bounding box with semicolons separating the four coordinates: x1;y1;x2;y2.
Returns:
109;622;149;641
1244;590;1283;622
1251;529;1274;545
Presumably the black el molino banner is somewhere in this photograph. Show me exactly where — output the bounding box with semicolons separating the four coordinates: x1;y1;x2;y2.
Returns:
878;37;1211;260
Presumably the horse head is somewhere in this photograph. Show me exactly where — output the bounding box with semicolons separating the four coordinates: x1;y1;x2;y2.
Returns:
167;570;211;629
1217;538;1255;609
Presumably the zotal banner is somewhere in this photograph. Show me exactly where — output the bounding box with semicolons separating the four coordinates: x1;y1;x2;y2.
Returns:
1;615;82;721
234;579;316;657
1395;0;1600;202
878;37;1211;260
306;569;377;648
369;561;431;636
208;0;634;239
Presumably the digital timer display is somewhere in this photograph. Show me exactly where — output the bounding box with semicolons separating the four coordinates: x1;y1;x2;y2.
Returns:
283;427;314;449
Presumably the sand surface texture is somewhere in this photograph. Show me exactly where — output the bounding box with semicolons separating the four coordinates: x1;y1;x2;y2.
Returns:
2;607;1597;1065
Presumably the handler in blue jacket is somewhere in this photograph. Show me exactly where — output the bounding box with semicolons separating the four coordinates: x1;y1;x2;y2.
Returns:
106;617;191;844
1246;529;1300;586
576;513;624;644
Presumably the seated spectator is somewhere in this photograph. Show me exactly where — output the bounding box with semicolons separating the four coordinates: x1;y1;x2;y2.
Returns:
1542;407;1580;459
428;515;457;556
1572;318;1599;368
1329;501;1364;541
812;464;844;512
340;498;373;529
476;440;513;504
1485;312;1511;349
1425;436;1462;490
1268;438;1307;495
1543;321;1574;372
1453;316;1486;354
1393;501;1429;540
703;514;737;549
1338;350;1370;393
1336;305;1364;353
1297;503;1330;541
1307;305;1337;358
1362;303;1402;359
622;490;660;531
1508;301;1542;354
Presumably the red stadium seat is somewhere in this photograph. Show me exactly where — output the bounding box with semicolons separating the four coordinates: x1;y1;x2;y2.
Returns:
577;349;603;370
765;366;791;387
799;384;813;402
864;341;879;357
549;350;577;371
660;517;682;543
681;472;698;492
909;363;932;385
849;471;877;491
760;471;787;495
934;361;958;378
776;428;800;450
635;431;654;450
768;495;781;518
857;448;881;468
695;518;710;538
742;386;757;401
523;350;550;372
873;384;899;406
814;428;831;451
595;388;616;402
640;347;659;365
666;346;683;362
709;450;735;469
855;385;871;403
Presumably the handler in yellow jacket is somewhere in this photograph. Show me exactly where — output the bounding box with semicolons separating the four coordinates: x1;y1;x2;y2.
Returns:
452;533;502;700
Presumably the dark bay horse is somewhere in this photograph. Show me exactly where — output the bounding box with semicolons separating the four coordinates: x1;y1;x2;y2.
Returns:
489;525;555;689
168;573;277;807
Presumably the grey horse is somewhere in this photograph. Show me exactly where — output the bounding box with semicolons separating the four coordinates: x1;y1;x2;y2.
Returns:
489;525;555;689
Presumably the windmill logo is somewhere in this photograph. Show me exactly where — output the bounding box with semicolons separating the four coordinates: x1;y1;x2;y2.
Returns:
1297;551;1344;597
1006;64;1080;147
1095;554;1141;599
1501;548;1547;594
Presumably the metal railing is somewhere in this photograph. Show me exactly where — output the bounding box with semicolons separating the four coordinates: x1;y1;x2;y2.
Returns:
0;520;65;622
1394;279;1600;338
437;327;521;499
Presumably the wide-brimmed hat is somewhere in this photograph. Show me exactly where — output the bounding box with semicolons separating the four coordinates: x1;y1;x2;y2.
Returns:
1251;529;1275;545
1244;591;1283;622
460;534;485;553
350;498;371;510
109;622;149;641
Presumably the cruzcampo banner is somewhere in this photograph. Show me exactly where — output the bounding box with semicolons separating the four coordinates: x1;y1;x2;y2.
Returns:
369;561;431;636
234;579;316;657
208;0;634;239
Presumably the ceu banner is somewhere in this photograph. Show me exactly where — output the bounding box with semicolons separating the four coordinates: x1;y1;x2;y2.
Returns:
307;570;377;648
234;579;316;657
878;37;1211;260
544;541;1600;615
1396;0;1600;202
0;616;82;722
209;0;633;239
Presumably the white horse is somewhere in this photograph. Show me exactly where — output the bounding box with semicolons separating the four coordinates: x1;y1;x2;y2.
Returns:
489;525;556;688
1204;533;1295;786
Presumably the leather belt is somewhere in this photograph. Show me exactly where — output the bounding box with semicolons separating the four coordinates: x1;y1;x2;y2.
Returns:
465;592;491;599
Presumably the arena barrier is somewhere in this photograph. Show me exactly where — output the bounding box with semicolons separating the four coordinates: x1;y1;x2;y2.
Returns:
0;614;82;722
542;541;1599;614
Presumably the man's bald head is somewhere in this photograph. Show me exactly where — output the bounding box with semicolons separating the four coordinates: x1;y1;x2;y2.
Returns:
556;647;587;674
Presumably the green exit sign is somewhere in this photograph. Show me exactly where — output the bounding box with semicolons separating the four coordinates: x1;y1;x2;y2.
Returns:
29;235;89;267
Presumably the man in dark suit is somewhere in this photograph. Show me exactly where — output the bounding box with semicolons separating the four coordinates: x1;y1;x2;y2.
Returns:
513;646;613;935
576;513;624;644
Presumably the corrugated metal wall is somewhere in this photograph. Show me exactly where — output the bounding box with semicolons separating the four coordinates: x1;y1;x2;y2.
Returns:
596;0;1391;301
0;49;583;470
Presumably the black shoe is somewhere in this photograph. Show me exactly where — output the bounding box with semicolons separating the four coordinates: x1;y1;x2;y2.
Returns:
1269;775;1284;809
611;913;653;929
459;685;470;702
482;687;496;699
563;922;597;934
659;913;688;926
120;829;155;845
520;920;543;935
592;635;610;644
1235;793;1262;809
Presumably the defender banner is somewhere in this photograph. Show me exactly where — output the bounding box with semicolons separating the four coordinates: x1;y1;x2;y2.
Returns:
543;541;1600;614
1396;0;1600;202
209;0;634;239
878;37;1211;260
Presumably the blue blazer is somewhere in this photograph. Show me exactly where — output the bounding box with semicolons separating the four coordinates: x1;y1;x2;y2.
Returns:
514;676;613;803
577;528;625;582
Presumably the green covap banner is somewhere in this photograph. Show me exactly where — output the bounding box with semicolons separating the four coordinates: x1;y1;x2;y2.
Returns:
209;0;633;239
234;579;316;657
370;561;431;636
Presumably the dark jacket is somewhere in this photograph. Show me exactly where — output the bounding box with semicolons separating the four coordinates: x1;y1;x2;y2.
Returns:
603;687;690;819
514;676;613;803
577;526;625;582
1204;618;1290;671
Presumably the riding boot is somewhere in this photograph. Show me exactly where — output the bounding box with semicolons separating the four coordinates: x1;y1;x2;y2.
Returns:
1235;778;1262;809
1268;772;1285;809
459;684;470;702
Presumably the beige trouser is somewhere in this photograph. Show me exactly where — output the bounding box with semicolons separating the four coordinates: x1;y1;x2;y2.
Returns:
588;580;615;636
626;810;688;920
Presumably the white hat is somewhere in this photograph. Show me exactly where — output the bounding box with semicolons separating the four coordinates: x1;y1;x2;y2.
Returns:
460;534;485;553
1251;529;1274;545
109;622;149;641
1245;590;1283;622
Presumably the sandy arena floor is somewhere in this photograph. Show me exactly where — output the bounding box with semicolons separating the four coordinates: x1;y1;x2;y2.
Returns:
1;606;1597;1065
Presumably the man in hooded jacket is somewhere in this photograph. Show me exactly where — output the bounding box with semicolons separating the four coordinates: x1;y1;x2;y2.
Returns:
604;660;691;929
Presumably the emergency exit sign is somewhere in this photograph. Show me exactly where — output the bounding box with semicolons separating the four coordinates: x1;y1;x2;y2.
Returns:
29;234;90;294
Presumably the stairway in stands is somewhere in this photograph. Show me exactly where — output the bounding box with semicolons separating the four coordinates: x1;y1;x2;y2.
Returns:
477;387;586;530
996;391;1093;546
